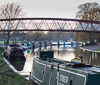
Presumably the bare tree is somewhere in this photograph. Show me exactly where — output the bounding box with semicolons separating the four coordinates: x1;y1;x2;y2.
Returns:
74;2;100;44
76;2;100;20
0;3;25;43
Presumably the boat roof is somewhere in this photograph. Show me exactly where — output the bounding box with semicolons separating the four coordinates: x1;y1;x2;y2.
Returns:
35;56;100;74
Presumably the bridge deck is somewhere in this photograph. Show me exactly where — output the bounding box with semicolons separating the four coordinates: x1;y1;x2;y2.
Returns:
0;18;100;32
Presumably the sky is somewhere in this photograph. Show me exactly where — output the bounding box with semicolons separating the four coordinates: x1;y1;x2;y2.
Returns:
0;0;100;19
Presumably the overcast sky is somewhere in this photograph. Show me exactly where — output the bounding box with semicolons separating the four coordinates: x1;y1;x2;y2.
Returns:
0;0;100;19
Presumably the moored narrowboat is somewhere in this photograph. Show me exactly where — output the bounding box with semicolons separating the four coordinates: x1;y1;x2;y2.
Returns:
29;51;100;85
4;44;25;60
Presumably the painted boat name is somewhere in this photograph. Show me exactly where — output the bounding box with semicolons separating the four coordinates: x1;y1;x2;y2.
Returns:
60;74;68;84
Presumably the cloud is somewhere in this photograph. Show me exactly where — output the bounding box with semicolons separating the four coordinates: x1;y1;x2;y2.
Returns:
0;0;100;18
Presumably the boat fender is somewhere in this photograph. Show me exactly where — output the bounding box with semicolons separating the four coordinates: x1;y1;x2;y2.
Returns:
51;64;53;70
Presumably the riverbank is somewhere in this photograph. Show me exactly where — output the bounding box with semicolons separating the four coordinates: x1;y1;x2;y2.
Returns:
80;45;100;52
0;47;32;85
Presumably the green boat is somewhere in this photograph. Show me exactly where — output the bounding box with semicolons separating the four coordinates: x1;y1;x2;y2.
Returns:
29;51;100;85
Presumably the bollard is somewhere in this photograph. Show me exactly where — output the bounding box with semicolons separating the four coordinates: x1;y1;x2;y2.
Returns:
71;41;73;46
33;43;35;49
50;42;52;46
58;41;59;47
44;41;47;47
64;42;65;47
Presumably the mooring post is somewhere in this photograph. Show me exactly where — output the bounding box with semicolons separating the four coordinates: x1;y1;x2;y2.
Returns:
64;41;65;47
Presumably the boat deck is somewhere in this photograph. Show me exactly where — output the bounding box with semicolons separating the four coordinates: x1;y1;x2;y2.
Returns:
35;56;100;74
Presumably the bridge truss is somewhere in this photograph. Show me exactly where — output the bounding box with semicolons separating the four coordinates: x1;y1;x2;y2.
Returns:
0;18;100;32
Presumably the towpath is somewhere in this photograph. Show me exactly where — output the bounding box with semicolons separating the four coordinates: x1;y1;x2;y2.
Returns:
80;45;100;52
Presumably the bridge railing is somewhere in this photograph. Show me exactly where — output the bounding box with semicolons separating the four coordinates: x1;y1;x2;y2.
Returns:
0;18;100;32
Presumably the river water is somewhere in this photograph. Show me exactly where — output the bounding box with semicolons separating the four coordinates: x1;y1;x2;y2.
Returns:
9;45;100;78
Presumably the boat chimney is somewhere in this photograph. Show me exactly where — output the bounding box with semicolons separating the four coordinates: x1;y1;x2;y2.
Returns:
43;55;47;61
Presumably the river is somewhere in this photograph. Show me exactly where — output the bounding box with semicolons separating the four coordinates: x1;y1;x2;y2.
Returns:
9;45;100;79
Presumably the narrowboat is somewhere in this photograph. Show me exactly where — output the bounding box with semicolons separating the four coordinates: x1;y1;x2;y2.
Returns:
29;51;100;85
4;44;25;60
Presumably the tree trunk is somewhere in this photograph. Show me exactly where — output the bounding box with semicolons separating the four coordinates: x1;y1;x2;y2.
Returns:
7;31;10;44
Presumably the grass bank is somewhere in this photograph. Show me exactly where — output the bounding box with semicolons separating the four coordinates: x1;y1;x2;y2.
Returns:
0;47;31;85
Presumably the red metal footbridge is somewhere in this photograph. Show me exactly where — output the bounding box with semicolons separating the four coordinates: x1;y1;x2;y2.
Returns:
0;18;100;32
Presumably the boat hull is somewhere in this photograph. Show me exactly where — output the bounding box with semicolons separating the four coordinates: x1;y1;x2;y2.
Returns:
29;74;39;85
30;56;100;85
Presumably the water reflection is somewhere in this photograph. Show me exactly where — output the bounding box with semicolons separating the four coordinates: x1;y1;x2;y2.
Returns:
9;45;100;74
84;52;100;66
43;45;77;61
9;59;26;71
